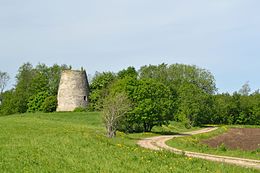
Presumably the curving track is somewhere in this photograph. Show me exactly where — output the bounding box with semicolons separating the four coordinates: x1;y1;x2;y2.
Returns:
137;127;260;170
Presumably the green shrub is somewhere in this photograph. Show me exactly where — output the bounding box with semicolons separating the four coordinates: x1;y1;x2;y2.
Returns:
218;143;227;152
73;107;88;112
41;96;57;112
27;91;50;112
0;90;16;115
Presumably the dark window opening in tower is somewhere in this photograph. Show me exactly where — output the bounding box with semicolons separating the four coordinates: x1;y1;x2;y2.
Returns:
84;96;86;101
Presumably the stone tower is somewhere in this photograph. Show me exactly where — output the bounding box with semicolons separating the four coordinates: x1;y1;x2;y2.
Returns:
57;70;89;112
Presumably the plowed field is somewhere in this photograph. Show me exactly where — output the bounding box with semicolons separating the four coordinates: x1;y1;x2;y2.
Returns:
203;128;260;151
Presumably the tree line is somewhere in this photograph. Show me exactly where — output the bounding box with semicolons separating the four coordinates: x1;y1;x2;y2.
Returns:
0;63;70;115
89;64;259;135
0;63;259;134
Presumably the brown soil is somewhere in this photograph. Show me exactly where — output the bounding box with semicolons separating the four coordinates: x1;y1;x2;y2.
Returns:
138;127;260;169
203;128;260;151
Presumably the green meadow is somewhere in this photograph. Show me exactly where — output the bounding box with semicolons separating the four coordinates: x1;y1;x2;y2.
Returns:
0;112;258;173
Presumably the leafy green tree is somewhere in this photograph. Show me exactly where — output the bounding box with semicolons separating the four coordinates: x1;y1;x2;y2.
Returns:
47;64;70;95
176;83;214;126
168;64;216;94
139;63;216;94
250;92;260;125
27;91;50;112
117;66;138;79
90;72;116;90
213;91;260;125
13;63;35;113
26;63;69;113
110;77;174;132
88;72;116;111
139;63;168;85
30;63;69;96
29;70;49;96
239;92;260;125
0;90;16;115
1;63;69;115
251;106;260;125
131;79;174;131
212;93;233;124
229;92;242;124
41;96;57;113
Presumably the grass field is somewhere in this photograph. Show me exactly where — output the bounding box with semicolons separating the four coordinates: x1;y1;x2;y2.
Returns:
0;112;258;172
166;126;260;160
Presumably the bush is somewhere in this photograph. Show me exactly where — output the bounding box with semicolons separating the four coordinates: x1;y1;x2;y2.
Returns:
218;143;227;152
0;90;16;115
41;96;57;113
73;107;88;112
27;91;50;112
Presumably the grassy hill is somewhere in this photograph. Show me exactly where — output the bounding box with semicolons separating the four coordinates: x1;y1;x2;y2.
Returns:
0;112;258;172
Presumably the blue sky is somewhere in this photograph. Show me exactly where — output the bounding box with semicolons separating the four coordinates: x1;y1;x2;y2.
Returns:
0;0;259;93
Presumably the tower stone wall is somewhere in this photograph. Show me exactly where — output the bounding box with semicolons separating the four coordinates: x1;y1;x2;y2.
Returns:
57;70;89;112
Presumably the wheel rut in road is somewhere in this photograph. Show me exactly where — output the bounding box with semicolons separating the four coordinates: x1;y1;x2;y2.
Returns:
137;127;260;170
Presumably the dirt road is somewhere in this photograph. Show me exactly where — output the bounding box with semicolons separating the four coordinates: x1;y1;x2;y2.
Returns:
137;127;260;170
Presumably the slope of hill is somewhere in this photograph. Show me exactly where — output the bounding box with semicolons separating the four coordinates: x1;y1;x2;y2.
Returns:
0;112;257;172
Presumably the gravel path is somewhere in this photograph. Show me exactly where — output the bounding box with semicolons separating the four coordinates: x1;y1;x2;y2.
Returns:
137;127;260;170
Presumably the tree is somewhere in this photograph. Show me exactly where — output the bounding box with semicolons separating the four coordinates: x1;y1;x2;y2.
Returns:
0;63;70;115
212;93;233;124
13;63;35;113
0;89;16;115
139;63;168;85
251;106;260;125
130;79;174;131
41;96;58;113
0;71;10;104
0;71;10;95
176;83;214;127
110;77;174;132
46;64;70;95
239;81;251;96
139;63;216;94
89;72;116;111
212;91;260;126
117;66;138;79
30;63;70;96
27;91;50;112
102;92;131;138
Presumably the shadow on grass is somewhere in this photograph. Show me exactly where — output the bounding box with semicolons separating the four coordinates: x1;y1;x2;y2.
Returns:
122;125;218;141
152;131;184;135
201;125;218;128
